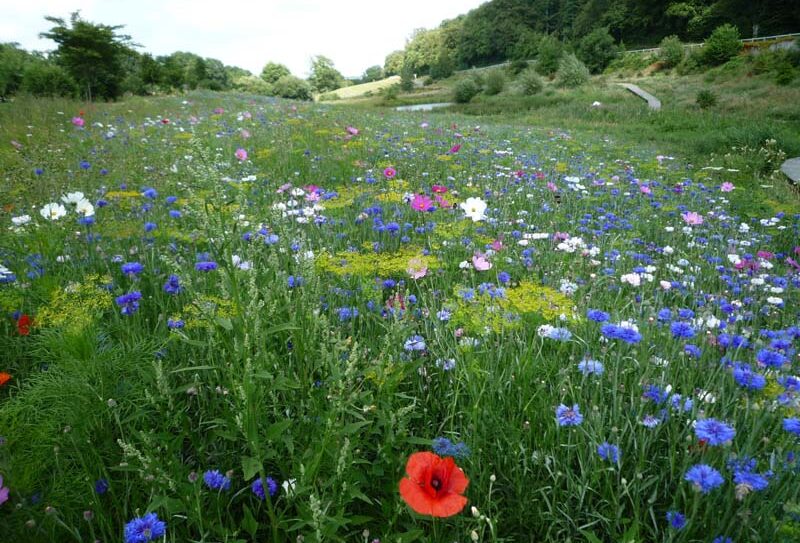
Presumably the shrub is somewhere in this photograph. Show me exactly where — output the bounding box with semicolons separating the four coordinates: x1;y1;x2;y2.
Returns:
429;52;455;80
20;62;77;97
232;75;272;95
702;24;742;66
676;50;703;75
518;68;544;95
318;92;340;101
508;59;530;75
556;53;590;88
381;83;400;101
271;75;312;100
696;89;717;109
775;62;797;86
536;35;562;76
453;78;480;103
422;76;434;86
577;27;620;74
484;69;505;95
659;35;685;68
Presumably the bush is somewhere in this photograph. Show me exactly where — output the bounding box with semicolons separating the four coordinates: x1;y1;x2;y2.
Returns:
536;35;562;76
20;62;77;97
556;53;590;88
518;68;544;95
659;35;685;68
453;78;480;103
508;59;530;75
696;89;717;109
429;52;454;80
318;92;340;101
422;76;434;86
381;83;400;101
484;69;505;95
676;50;703;75
775;62;797;86
271;75;312;100
702;24;742;66
232;75;272;95
577;27;620;74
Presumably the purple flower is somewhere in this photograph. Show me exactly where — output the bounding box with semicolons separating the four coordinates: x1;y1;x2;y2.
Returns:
586;309;610;322
94;478;109;494
115;291;142;315
784;418;800;436
684;464;724;493
578;359;604;375
555;404;583;426
251;477;278;500
163;274;181;295
203;470;231;491
670;321;695;339
597;442;619;463
195;261;218;272
121;262;144;276
695;419;735;446
124;512;166;543
404;335;426;352
666;510;686;530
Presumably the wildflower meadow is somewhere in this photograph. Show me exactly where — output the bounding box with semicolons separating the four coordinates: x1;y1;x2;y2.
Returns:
1;93;799;542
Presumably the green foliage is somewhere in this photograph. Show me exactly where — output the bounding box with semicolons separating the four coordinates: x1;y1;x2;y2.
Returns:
535;35;562;77
577;27;620;74
508;58;531;75
260;62;291;85
518;68;544;95
483;68;505;95
556;53;590;88
40;12;133;100
400;62;414;92
0;43;34;97
271;75;312;100
20;61;77;97
380;83;400;101
429;50;455;80
659;35;685;68
362;65;384;83
701;24;742;66
696;88;718;108
383;50;405;76
774;61;797;86
308;55;344;93
453;77;480;103
233;75;272;95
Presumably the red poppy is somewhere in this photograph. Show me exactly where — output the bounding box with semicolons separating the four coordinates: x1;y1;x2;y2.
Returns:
0;372;11;387
16;314;32;336
399;452;469;517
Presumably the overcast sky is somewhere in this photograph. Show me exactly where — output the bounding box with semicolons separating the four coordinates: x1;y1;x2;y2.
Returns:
2;0;487;77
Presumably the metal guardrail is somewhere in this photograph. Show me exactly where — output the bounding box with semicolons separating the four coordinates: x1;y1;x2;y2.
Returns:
624;32;800;55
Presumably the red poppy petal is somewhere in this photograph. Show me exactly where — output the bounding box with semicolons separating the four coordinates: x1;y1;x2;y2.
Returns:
446;464;469;495
399;477;436;515
430;493;468;518
405;452;437;480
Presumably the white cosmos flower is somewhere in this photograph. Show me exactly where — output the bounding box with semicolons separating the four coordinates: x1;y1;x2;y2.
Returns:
75;199;95;217
460;197;487;222
61;191;85;205
40;202;67;221
11;215;31;226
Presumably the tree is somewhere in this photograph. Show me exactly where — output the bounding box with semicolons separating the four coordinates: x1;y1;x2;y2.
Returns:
701;23;742;65
577;27;620;73
272;75;312;100
40;11;134;100
260;62;290;85
362;65;384;82
308;55;344;93
0;43;35;97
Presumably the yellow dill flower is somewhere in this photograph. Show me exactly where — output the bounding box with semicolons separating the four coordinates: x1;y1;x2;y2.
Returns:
35;274;113;332
316;247;439;277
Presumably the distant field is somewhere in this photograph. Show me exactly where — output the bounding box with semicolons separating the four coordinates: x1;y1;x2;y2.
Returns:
325;75;400;99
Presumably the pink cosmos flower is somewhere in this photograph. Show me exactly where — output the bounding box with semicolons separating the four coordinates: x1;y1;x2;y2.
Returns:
435;194;452;209
472;252;492;271
547;182;558;192
757;250;773;259
639;185;652;195
71;116;85;127
411;194;433;212
420;122;429;129
448;144;461;154
432;185;448;194
235;148;248;161
720;182;735;192
489;239;504;251
682;211;704;226
346;126;359;136
384;167;397;179
535;172;546;180
276;183;292;193
407;258;428;280
241;129;251;139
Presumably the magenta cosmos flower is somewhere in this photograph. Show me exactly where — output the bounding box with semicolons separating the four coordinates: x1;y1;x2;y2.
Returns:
682;211;703;225
411;194;434;212
235;148;248;161
383;167;397;179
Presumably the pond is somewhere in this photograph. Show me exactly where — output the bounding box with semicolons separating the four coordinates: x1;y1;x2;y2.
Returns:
394;102;454;112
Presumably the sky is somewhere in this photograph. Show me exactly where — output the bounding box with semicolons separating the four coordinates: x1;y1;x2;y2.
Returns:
2;0;487;77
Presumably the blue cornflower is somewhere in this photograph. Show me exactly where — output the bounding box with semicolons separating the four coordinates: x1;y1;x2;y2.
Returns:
784;418;800;436
94;478;109;494
712;537;733;543
670;321;696;339
432;437;470;459
497;271;511;284
336;307;358;321
684;344;701;358
115;291;142;315
666;510;686;530
695;419;735;446
124;512;166;543
121;262;144;276
586;309;610;322
437;309;452;321
733;470;769;495
677;308;695;320
597;442;619;463
436;358;456;371
732;363;765;391
684;464;724;493
141;187;158;199
287;275;304;288
165;196;178;205
163;274;181;295
555;404;583;427
578;359;604;376
167;318;185;329
404;335;426;352
251;477;278;500
203;470;231;491
169;210;182;218
642;414;661;428
195;261;218;272
546;327;572;341
144;222;157;233
657;308;672;322
756;349;786;369
642;384;669;404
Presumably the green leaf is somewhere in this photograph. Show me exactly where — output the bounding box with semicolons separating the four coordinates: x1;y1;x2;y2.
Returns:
215;316;233;331
579;531;603;543
241;456;262;480
242;504;258;538
266;420;293;441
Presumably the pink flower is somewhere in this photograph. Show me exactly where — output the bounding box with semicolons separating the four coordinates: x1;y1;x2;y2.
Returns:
448;144;461;154
213;107;225;114
407;258;428;280
411;194;433;212
0;474;8;506
71;116;85;127
472;252;492;271
639;185;652;195
235;148;248;161
681;211;704;226
346;126;359;136
435;194;452;209
720;182;735;192
515;170;525;178
489;239;504;251
383;167;397;179
240;129;251;139
547;182;558;192
420;122;429;129
432;185;448;194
